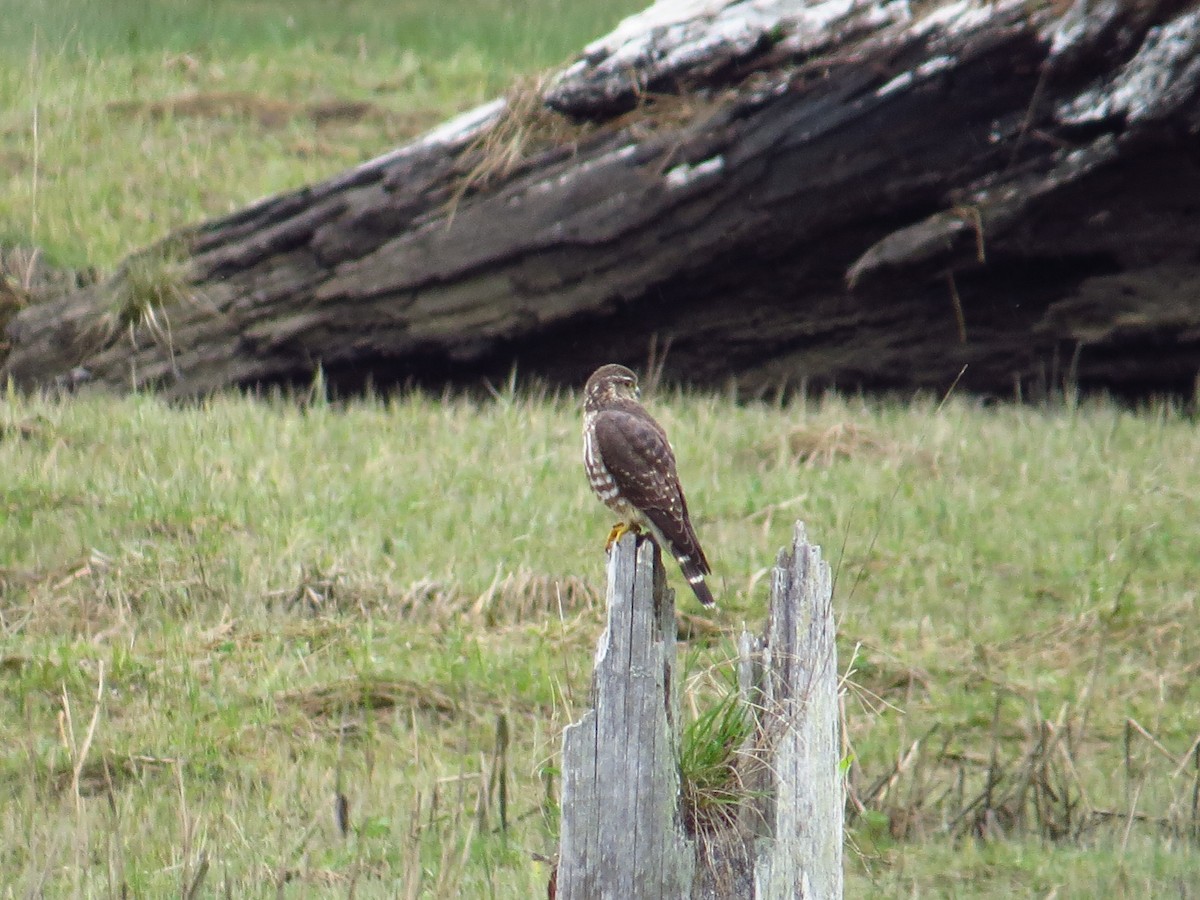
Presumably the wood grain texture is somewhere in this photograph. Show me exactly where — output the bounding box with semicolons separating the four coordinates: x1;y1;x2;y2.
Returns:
692;522;841;899
752;521;841;899
557;522;842;898
557;533;694;899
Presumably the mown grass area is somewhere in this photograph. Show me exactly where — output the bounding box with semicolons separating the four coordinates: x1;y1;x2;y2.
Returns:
2;387;1198;895
0;0;646;269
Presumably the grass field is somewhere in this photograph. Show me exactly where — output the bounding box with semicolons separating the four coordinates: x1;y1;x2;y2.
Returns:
3;0;1200;896
3;388;1198;896
0;0;645;269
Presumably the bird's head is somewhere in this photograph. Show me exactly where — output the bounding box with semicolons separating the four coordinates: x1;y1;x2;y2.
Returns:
583;364;640;411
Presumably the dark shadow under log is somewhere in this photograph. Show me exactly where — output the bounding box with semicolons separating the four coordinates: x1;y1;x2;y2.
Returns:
4;0;1200;399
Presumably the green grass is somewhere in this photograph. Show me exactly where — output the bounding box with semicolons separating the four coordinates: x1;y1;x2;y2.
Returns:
1;386;1198;895
0;0;646;268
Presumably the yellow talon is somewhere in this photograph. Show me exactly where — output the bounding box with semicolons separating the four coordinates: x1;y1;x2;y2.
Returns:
604;521;641;551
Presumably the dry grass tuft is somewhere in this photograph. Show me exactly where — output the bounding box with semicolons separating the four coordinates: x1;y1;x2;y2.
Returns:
1;551;134;640
847;695;1200;848
608;90;724;144
1;246;97;302
0;248;98;356
0;417;49;442
272;565;600;626
276;675;457;727
449;74;588;206
786;421;923;468
85;241;195;359
676;610;725;641
106;91;386;129
842;644;933;703
0;274;28;341
44;752;177;798
280;565;356;615
469;570;601;626
390;570;601;626
448;81;723;209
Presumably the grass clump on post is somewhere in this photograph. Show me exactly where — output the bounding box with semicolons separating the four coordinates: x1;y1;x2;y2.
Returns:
679;679;755;837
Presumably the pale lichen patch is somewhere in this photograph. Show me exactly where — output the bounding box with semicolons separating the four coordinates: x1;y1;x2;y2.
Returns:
1058;10;1200;125
665;155;725;188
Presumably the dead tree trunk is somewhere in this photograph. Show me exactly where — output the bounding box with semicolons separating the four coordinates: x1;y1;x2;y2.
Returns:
557;533;695;898
556;522;841;899
5;0;1200;398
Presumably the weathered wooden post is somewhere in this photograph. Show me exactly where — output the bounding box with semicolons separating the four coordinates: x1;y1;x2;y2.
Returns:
557;531;694;897
557;521;842;899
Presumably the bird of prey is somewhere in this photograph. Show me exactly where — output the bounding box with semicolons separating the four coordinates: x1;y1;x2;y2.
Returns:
582;363;715;607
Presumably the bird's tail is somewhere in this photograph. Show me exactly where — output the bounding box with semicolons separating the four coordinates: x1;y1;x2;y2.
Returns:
672;523;715;608
646;509;716;607
679;556;716;607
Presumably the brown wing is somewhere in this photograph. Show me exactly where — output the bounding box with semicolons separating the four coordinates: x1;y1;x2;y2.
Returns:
592;407;713;603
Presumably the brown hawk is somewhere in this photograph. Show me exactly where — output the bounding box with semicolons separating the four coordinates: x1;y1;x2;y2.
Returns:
582;363;715;607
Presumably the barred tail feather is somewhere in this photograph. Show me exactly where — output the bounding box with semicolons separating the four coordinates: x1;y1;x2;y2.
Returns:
680;558;716;607
645;510;716;608
674;530;715;608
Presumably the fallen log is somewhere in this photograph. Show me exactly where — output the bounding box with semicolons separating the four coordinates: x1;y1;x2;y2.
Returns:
4;0;1200;398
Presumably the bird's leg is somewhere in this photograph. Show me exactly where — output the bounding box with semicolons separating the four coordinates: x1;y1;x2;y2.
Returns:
605;521;642;551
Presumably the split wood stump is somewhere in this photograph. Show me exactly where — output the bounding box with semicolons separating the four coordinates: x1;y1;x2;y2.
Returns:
557;521;842;899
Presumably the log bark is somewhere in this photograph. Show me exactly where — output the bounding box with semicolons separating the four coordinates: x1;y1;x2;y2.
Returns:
5;0;1200;398
556;522;842;899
